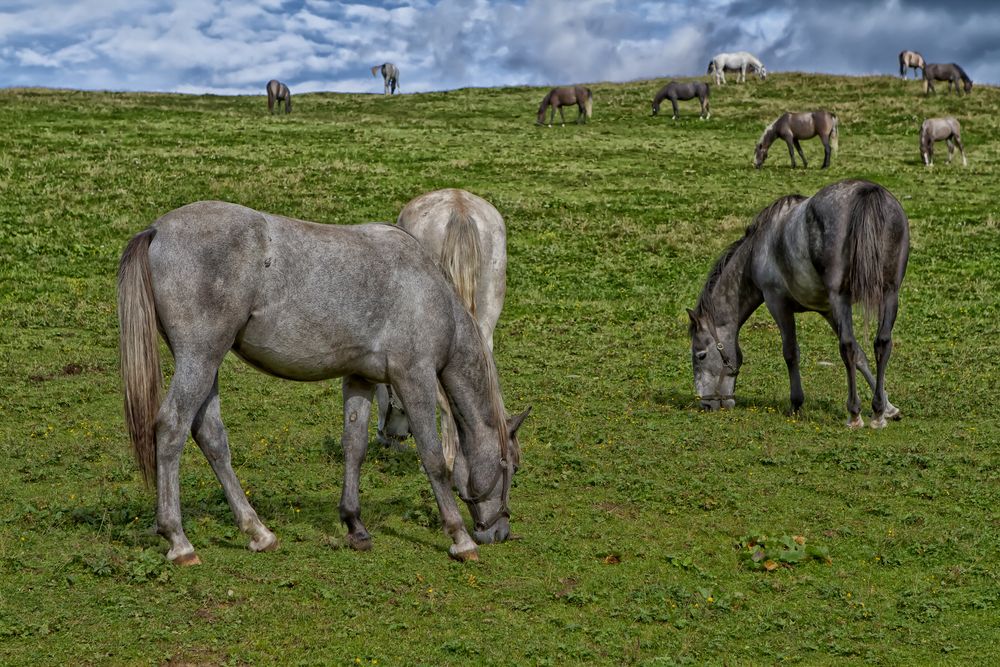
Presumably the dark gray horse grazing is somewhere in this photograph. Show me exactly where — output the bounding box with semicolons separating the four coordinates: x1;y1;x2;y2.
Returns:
652;81;710;120
118;202;529;564
536;86;592;126
755;111;839;169
266;79;291;114
371;63;400;95
688;180;909;428
923;63;972;95
899;50;924;79
921;117;967;167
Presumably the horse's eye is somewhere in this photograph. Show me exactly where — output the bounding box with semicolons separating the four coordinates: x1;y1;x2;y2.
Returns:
696;350;708;361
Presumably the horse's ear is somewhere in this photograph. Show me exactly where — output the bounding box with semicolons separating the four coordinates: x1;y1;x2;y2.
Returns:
507;407;531;437
686;307;698;324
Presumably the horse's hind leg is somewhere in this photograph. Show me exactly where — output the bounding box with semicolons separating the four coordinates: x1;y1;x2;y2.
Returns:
946;138;955;163
339;375;376;550
869;290;901;429
393;369;478;561
829;295;864;428
821;136;832;168
824;314;898;421
192;374;277;553
155;354;224;564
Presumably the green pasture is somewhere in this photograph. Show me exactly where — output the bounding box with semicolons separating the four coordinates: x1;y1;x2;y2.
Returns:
1;73;998;664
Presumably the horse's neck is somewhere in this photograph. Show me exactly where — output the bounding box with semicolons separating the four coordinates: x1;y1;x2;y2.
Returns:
441;329;504;458
708;244;764;330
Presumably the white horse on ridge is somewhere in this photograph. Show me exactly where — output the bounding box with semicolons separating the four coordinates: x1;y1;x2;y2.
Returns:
708;51;767;85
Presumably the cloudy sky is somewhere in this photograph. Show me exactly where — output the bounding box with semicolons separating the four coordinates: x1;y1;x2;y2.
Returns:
1;0;998;95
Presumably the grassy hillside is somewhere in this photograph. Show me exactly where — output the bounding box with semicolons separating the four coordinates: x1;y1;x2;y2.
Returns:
1;73;998;664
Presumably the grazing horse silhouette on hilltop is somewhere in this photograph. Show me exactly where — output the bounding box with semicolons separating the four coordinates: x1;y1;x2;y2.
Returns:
371;63;400;95
266;80;291;114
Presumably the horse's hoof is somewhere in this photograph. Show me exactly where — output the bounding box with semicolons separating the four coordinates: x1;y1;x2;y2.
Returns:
449;546;479;562
869;415;888;429
249;531;278;553
885;404;902;421
846;415;864;429
346;533;372;551
172;551;202;566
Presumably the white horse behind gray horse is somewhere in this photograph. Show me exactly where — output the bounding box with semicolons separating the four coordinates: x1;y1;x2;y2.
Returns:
117;202;528;565
376;189;508;473
708;51;767;85
920;117;967;167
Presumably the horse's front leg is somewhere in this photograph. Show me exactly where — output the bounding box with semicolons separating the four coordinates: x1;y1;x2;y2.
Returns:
393;371;478;561
558;106;567;126
793;139;808;168
785;138;797;168
766;298;804;413
830;295;864;428
339;375;375;550
670;98;679;120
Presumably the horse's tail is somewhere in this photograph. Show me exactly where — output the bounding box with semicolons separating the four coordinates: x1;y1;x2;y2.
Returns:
118;228;162;488
830;114;839;152
844;185;891;327
441;208;482;318
370;64;381;78
584;88;593;119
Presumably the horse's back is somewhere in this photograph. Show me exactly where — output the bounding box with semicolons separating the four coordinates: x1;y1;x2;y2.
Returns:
397;189;507;332
147;202;461;382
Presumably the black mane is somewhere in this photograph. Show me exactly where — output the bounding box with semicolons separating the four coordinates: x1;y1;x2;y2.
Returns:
692;194;807;324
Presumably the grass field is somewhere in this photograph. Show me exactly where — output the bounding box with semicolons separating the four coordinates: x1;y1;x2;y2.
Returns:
1;73;999;664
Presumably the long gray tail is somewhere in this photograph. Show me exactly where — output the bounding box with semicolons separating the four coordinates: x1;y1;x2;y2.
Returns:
830;114;839;152
844;186;888;326
441;209;481;318
117;229;161;487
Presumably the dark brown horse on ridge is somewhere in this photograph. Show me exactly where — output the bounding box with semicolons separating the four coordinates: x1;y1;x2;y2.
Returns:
923;63;972;95
755;111;839;169
266;80;291;114
652;81;710;120
898;50;924;79
536;86;592;126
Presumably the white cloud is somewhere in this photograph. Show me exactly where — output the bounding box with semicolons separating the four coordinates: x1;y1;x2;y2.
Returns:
0;0;997;94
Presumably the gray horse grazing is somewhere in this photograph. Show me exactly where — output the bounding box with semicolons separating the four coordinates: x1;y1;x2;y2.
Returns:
921;117;967;167
536;86;592;126
652;81;710;120
923;63;972;95
688;180;909;428
755;111;838;169
371;63;400;95
266;79;291;114
899;50;924;79
376;189;508;472
118;202;529;565
707;51;766;85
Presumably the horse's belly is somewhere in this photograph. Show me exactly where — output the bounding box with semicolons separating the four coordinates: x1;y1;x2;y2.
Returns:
232;314;384;382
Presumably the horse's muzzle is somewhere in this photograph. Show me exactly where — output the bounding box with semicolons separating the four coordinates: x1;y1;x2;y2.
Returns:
473;517;510;545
